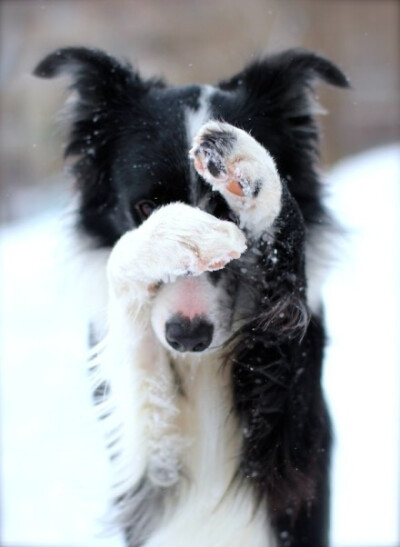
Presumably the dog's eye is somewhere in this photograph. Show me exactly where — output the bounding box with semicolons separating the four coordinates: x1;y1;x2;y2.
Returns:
135;200;156;221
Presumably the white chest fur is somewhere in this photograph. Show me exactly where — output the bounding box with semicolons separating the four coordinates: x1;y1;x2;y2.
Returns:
145;353;276;547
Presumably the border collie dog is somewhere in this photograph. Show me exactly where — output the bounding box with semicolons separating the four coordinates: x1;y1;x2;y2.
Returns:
34;47;348;547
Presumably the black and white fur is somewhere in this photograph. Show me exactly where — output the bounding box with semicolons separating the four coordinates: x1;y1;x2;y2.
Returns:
34;47;349;547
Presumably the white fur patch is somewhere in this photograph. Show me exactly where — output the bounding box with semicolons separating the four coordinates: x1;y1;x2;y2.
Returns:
185;85;214;143
185;85;214;204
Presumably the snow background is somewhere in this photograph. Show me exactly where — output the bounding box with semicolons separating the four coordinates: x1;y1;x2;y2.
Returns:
1;145;399;546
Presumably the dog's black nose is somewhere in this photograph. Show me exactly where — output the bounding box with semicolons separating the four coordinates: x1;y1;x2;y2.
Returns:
165;315;214;353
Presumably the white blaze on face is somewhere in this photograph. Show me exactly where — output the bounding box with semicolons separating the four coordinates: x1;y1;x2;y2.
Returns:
185;85;215;204
185;85;215;143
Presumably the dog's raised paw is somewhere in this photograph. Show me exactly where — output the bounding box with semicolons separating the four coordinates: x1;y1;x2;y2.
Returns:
107;202;247;294
190;120;270;200
190;121;283;234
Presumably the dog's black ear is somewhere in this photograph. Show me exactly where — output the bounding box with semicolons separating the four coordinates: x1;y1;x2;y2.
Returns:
33;47;157;158
34;48;162;246
219;48;349;97
33;46;147;99
218;48;349;134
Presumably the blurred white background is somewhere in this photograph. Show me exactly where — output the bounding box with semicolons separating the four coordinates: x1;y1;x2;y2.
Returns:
1;1;399;546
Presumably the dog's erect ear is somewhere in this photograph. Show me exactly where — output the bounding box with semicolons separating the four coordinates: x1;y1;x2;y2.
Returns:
218;48;349;133
34;48;163;246
33;47;157;158
33;46;147;100
219;48;349;99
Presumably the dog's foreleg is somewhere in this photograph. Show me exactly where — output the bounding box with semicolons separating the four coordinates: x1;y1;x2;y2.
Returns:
103;202;246;494
191;121;330;543
101;272;181;492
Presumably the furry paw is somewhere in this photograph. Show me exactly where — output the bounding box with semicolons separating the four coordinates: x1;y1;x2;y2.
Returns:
190;121;282;236
107;202;247;294
149;204;246;277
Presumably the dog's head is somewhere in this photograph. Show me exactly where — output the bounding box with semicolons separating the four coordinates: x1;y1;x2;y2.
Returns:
34;47;348;354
